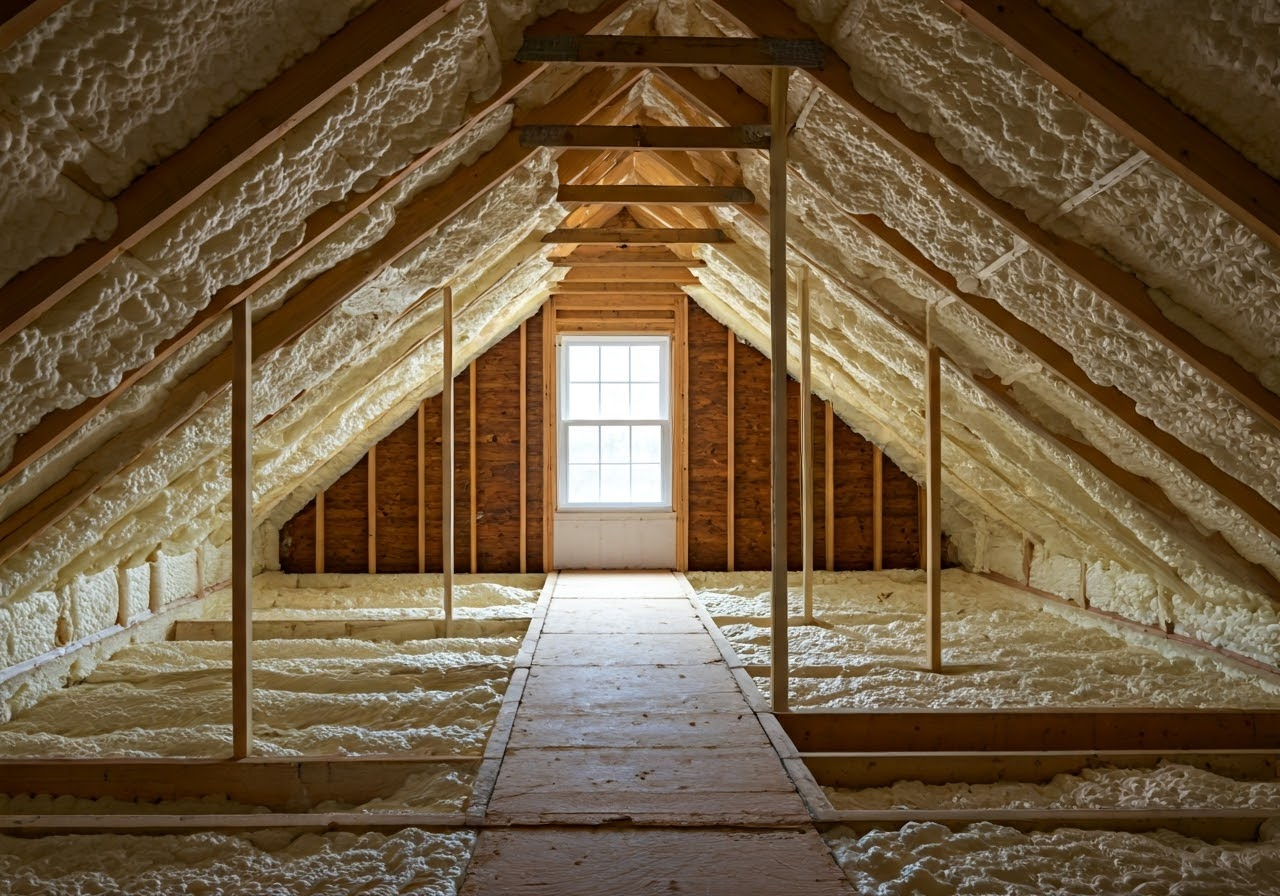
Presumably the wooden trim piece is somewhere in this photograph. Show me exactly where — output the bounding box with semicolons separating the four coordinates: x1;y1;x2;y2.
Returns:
519;322;528;574
941;0;1280;253
469;361;478;575
417;403;426;573
769;65;790;712
542;227;728;244
871;445;883;571
517;34;825;68
367;443;377;574
543;299;557;571
727;330;736;572
677;294;690;571
925;306;942;673
315;490;326;575
557;184;754;205
798;268;814;620
824;401;834;571
0;0;467;345
521;124;769;150
441;286;454;636
230;300;253;759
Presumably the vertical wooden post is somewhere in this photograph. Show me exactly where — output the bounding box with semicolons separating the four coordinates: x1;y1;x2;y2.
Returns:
872;445;884;571
148;551;164;614
769;65;790;711
441;286;454;637
417;403;426;574
231;299;253;758
925;304;943;674
367;444;377;575
543;300;557;572
1079;558;1089;608
726;331;736;572
677;294;690;572
519;322;528;574
469;361;478;575
798;268;814;622
824;402;835;571
315;490;325;575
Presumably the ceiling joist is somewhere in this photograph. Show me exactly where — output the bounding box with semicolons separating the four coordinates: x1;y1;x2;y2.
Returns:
557;184;754;205
562;266;699;283
516;34;825;68
521;124;769;150
541;227;728;243
550;248;703;266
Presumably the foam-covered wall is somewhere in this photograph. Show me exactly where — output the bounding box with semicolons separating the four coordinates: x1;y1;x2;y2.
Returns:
0;0;1276;687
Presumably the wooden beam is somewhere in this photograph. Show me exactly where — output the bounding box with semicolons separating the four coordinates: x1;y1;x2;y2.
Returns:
727;330;736;572
0;0;67;51
367;443;377;574
172;617;525;641
677;294;690;571
776;709;1280;753
469;361;478;575
230;300;253;760
557;184;755;206
553;281;687;294
769;66;790;713
925;306;942;673
522;124;769;150
871;445;884;571
940;0;1280;253
0;813;467;835
824;402;834;572
315;489;326;575
418;402;426;574
551;248;705;266
798;268;814;622
517;34;825;68
543;299;557;572
562;266;699;283
817;808;1271;841
442;286;454;637
0;0;467;346
708;0;1280;434
519;322;528;575
542;227;728;244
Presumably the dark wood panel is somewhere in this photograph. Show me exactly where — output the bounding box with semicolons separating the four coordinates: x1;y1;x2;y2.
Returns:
732;337;772;571
279;496;317;573
475;329;523;573
882;460;921;569
323;455;369;572
375;416;419;573
687;304;729;571
832;422;873;569
455;365;472;574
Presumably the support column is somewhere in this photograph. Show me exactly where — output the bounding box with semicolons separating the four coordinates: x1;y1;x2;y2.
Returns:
872;446;884;571
798;267;814;623
442;286;455;638
769;65;790;711
925;304;943;673
519;322;528;574
726;331;736;572
231;299;253;758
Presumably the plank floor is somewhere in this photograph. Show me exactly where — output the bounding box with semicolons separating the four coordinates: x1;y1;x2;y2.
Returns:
460;571;854;894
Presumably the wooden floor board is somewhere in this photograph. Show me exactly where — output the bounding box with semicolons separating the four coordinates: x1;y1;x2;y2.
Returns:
533;632;722;665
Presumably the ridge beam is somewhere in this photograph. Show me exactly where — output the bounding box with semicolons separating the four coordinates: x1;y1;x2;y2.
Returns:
521;124;769;150
517;35;825;68
557;184;755;205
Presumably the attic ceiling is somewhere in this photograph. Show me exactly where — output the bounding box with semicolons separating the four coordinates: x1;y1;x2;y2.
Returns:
0;0;1277;664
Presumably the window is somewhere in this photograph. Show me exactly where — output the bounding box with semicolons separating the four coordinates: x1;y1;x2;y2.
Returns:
558;335;671;508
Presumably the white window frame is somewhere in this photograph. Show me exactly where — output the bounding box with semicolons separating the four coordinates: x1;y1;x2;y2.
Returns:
557;334;673;511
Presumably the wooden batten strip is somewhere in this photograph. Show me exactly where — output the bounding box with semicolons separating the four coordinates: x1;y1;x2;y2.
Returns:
925;306;943;673
441;286;454;637
230;300;253;759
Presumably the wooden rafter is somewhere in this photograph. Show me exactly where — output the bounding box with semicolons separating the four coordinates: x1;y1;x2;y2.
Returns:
542;227;728;244
516;34;825;68
708;0;1280;434
557;184;755;205
521;124;769;150
940;0;1280;253
0;0;632;491
0;0;469;345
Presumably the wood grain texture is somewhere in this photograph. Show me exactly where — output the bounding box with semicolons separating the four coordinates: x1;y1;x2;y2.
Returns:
475;333;523;572
374;417;419;573
687;304;729;570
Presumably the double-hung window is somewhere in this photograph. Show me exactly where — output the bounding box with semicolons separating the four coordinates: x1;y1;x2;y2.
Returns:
558;335;671;509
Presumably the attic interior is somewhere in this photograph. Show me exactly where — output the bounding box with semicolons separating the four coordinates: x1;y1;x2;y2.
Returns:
1;0;1278;892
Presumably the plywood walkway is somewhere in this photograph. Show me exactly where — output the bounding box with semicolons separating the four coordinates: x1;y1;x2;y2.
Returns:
460;571;853;895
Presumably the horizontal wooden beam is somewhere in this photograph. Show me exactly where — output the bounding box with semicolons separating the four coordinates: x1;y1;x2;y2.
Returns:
551;249;704;266
0;812;468;835
0;0;467;345
516;34;825;68
542;227;728;244
521;124;769;150
553;281;687;295
817;808;1270;841
0;757;479;813
940;0;1280;253
172;618;528;641
557;184;755;205
563;266;699;283
776;710;1280;753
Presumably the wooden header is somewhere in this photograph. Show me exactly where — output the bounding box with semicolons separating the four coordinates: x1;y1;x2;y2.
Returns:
516;34;825;68
520;124;770;150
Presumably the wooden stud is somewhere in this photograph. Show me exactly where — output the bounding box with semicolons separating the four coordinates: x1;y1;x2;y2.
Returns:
727;331;736;572
872;445;884;571
678;294;691;571
470;361;478;575
824;402;834;572
519;322;528;575
516;34;825;68
231;299;253;759
798;268;814;621
542;228;729;244
543;299;557;572
367;444;377;575
417;403;426;573
1079;558;1089;609
769;65;790;712
441;286;454;637
315;490;326;575
925;304;942;674
557;184;755;205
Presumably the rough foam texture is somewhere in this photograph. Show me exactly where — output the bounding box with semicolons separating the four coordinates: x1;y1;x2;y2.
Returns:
689;570;1280;708
0;828;476;896
825;822;1280;895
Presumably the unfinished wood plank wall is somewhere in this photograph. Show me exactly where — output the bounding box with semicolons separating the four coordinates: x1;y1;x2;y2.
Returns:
279;303;918;573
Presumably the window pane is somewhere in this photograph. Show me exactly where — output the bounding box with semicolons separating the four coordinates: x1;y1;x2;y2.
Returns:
600;464;630;503
631;425;662;463
567;425;599;463
600;345;630;381
568;383;599;419
601;383;629;417
567;464;599;503
567;345;598;382
631;345;661;382
600;425;630;463
632;464;663;503
630;383;660;419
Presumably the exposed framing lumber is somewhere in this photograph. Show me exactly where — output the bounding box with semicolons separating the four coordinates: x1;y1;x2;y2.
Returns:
469;361;478;575
727;330;736;572
824;402;834;571
0;0;67;51
0;0;467;345
562;266;699;284
769;65;790;713
315;489;326;574
677;294;691;571
367;443;378;574
542;298;557;572
871;445;884;571
708;0;1280;434
418;402;427;573
557;184;755;205
551;248;704;266
816;808;1271;841
553;281;687;294
441;286;455;636
516;34;825;68
172;617;526;642
940;0;1280;253
230;300;253;760
542;227;728;244
798;267;814;621
519;321;528;574
0;813;467;835
924;305;943;673
0;0;632;493
522;124;769;150
776;709;1280;753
